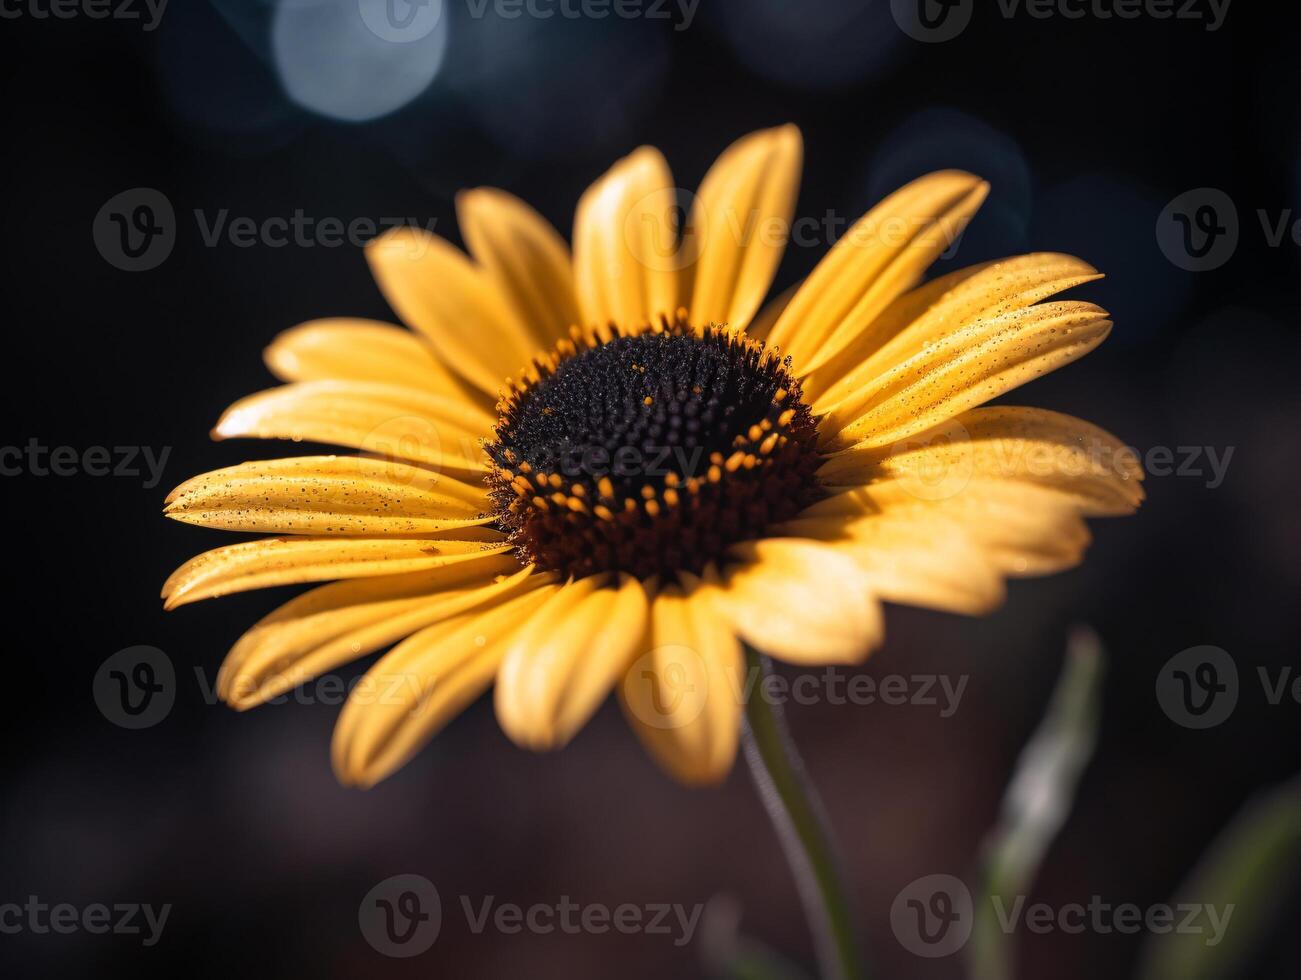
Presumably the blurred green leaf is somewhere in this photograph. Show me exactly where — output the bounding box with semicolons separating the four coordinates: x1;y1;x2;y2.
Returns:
721;947;813;980
700;894;813;980
967;626;1107;980
1137;774;1301;980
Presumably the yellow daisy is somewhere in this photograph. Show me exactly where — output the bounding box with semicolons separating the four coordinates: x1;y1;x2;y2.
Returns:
163;125;1143;789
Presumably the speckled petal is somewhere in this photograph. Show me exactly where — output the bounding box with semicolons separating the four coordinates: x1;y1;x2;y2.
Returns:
163;455;491;535
766;171;989;369
822;301;1113;449
805;253;1102;401
715;538;883;664
495;574;649;750
331;584;559;788
212;380;491;475
162;529;512;610
789;477;1101;600
365;228;536;397
217;562;541;710
262;317;488;412
818;406;1145;516
618;585;743;785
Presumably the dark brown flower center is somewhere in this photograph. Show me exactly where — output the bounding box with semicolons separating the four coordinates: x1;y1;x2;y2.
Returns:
484;317;823;580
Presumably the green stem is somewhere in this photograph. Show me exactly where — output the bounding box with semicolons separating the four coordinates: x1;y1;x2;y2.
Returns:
740;645;868;980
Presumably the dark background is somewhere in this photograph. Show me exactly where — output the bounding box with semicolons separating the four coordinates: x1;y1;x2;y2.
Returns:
3;0;1300;977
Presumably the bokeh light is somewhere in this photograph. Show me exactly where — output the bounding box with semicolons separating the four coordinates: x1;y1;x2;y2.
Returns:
271;0;449;123
706;0;902;91
864;107;1032;268
1034;174;1192;346
157;0;303;151
442;9;669;161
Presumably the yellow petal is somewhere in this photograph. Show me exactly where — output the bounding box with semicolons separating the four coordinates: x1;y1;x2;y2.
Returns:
573;146;680;329
163;455;490;535
745;278;801;344
767;171;989;369
715;538;882;664
839;526;1006;614
262;317;486;411
818;406;1144;516
619;586;743;785
331;583;558;787
687;125;802;331
791;477;1097;601
825;301;1113;449
456;187;582;348
217;562;541;710
162;529;511;610
803;265;983;402
365;228;536;396
212;380;490;475
493;577;604;745
495;574;648;749
806;253;1101;401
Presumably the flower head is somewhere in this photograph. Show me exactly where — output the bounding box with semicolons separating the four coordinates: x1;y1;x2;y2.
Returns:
164;125;1142;787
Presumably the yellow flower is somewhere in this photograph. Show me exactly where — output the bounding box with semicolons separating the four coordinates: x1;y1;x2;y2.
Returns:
163;125;1143;788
